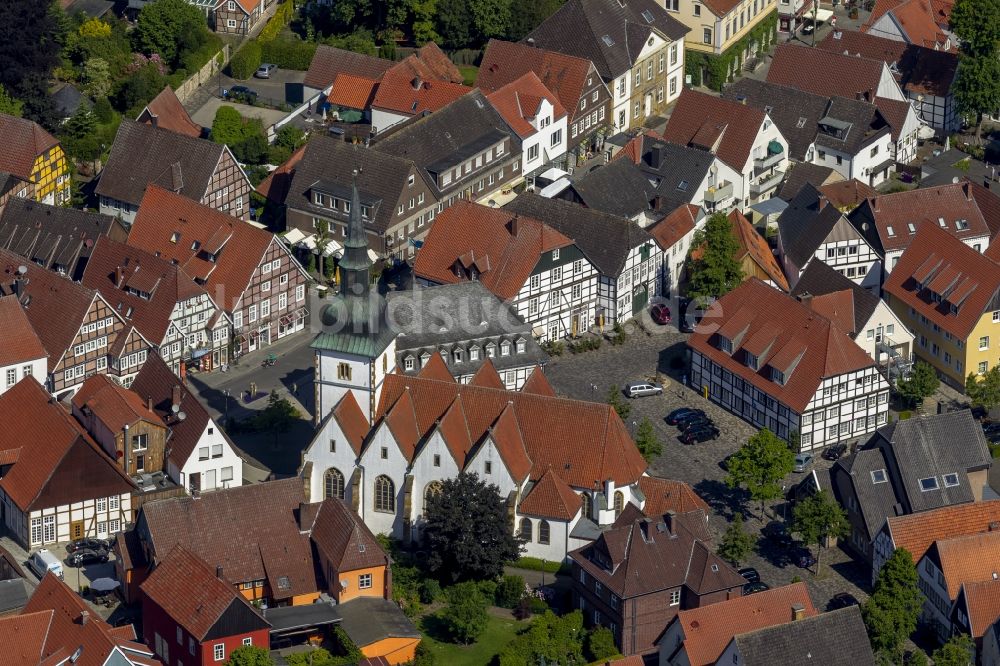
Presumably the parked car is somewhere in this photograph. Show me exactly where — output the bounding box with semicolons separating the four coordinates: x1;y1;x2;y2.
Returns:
828;592;860;610
223;85;258;104
679;416;713;432
743;581;770;595
738;567;760;584
822;443;847;461
28;549;64;580
680;425;720;444
254;63;277;78
763;521;793;548
650;303;671;325
675;411;711;428
667;408;704;425
624;381;663;398
66;537;109;554
793;452;814;473
797;551;817;569
68;548;109;568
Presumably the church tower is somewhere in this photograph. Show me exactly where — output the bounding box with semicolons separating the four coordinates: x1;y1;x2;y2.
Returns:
312;170;397;424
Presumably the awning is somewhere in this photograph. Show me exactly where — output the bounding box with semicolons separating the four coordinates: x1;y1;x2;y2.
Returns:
294;307;309;321
812;7;833;21
282;228;308;245
368;248;379;262
767;139;784;155
190;348;211;359
279;314;294;326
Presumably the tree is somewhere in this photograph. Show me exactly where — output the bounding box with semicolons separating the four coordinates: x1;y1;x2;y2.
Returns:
253;391;300;445
424;473;523;582
717;513;755;566
791;490;848;574
0;84;24;117
586;626;619;661
435;0;472;48
931;634;974;666
896;361;939;407
725;428;795;518
211;105;247;145
507;0;564;40
226;645;273;666
967;366;1000;411
439;582;489;644
606;385;631;420
949;0;1000;140
275;124;307;152
634;417;663;462
686;212;743;301
112;61;167;115
863;548;922;662
410;0;441;44
82;57;111;98
495;574;525;609
498;610;586;666
470;0;512;40
133;0;209;69
0;0;65;127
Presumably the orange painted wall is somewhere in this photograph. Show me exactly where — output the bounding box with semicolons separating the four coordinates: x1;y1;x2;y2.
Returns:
292;591;321;605
337;565;387;603
360;637;420;665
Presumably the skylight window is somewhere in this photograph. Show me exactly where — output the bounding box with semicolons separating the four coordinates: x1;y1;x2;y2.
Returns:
919;477;939;492
938;217;946;227
907;223;916;234
602;35;615;46
871;469;888;484
677;180;689;191
943;473;960;487
796;117;807;128
956;219;969;230
641;9;655;22
887;225;895;237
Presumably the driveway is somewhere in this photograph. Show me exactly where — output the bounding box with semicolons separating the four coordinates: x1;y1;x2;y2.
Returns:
543;325;872;610
190;97;291;130
182;68;305;116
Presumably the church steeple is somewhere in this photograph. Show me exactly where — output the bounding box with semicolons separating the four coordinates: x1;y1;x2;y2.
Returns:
338;169;372;296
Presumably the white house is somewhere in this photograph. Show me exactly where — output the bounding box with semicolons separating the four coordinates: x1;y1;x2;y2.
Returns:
688;279;889;452
487;72;568;184
649;204;705;300
0;378;135;548
0;295;47;396
300;362;653;562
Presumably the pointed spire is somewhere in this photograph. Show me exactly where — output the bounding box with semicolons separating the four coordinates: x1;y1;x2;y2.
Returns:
338;167;372;292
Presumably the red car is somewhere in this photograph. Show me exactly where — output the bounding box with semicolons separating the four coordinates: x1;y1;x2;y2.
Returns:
650;303;671;324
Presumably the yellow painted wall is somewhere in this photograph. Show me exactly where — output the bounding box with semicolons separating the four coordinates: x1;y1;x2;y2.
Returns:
669;0;777;55
337;565;387;603
360;637;420;665
31;145;70;205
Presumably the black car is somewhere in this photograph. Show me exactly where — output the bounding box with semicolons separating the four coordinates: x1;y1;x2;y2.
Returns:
666;407;703;425
679;416;714;433
828;592;860;610
743;581;770;595
797;551;817;569
738;567;760;584
822;442;848;460
762;521;793;548
675;411;710;428
680;425;720;444
66;537;109;554
68;547;109;567
224;85;258;104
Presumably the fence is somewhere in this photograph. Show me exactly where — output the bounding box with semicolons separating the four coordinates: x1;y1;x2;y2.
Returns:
175;44;232;104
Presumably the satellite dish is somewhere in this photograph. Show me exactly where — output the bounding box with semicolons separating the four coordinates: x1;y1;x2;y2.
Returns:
171;404;180;414
176;411;186;421
16;265;27;275
340;579;349;589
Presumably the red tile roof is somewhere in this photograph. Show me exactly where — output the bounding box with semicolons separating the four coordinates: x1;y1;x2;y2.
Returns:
487;72;567;139
327;73;379;110
376;372;647;490
477;40;597;122
612;129;664;165
885;223;1000;340
701;0;749;16
767;44;889;102
73;373;162;432
673;582;817;666
371;60;471;116
127;186;273;312
960;579;1000;637
417;351;455;383
649;204;698;249
729;210;790;291
970;179;1000;239
808;290;857;335
662;89;766;172
520;366;555;396
638;476;710;516
330;391;368;456
0;294;45;367
141;544;267;640
519;467;583;519
885;500;1000;564
469;359;506;389
930;530;1000;598
688;279;875;412
0;112;60;181
0;610;52;666
308;498;389;572
303;45;392;92
819;179;878;211
414;200;574;300
414;43;465;84
256;143;307;204
138;87;202;138
24;573;156;666
864;0;953;49
0;378;133;510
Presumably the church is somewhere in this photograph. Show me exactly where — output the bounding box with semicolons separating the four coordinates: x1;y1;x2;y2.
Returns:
306;177;703;561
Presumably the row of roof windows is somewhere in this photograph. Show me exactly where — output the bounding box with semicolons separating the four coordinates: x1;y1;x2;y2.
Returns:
403;338;528;369
887;219;970;238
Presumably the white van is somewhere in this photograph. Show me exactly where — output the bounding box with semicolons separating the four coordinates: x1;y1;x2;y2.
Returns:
28;549;64;580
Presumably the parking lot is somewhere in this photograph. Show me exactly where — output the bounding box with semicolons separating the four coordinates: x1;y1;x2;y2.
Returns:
543;325;872;611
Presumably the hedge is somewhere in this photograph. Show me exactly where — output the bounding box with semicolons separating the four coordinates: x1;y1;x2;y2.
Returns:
513;557;565;574
685;10;778;91
261;37;317;71
259;0;294;43
230;41;263;79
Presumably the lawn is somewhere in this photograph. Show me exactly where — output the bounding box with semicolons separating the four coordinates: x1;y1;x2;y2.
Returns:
459;64;479;86
420;611;522;665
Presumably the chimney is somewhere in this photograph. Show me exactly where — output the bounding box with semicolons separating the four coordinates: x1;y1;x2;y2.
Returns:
526;37;535;47
117;266;126;288
13;265;27;298
792;603;806;621
797;291;813;308
650;144;663;168
963;181;973;201
78;610;89;625
150;114;158;129
411;76;422;90
171;385;182;410
509;215;519;237
652;194;664;211
216;565;224;579
817;195;828;211
985;178;991;190
147;396;153;412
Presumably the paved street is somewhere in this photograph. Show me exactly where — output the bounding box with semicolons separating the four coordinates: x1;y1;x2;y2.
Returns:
182;68;305;118
544;326;872;611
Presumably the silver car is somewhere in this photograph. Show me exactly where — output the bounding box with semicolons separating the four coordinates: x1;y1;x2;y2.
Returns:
254;63;277;78
624;381;663;398
793;452;814;473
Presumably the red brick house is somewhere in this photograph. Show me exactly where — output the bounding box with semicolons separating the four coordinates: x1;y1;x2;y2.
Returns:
142;544;270;665
570;504;744;656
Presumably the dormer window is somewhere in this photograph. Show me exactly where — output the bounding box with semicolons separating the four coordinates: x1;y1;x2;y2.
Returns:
486;343;496;358
552;248;560;261
170;232;180;243
501;341;511;356
420;352;430;367
453;349;463;363
956;219;969;230
516;338;526;353
718;336;732;353
745;352;758;370
470;346;480;361
314;192;324;206
771;368;786;385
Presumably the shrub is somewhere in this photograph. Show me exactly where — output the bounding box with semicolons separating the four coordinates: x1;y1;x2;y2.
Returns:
261;37;317;70
990;442;1000;458
512;557;561;573
259;0;294;42
514;595;550;617
440;583;488;644
419;578;442;604
230;40;263;79
542;340;564;356
495;574;525;608
412;642;436;666
477;579;497;602
587;626;619;661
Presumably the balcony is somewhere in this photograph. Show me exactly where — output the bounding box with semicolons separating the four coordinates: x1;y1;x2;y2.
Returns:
754;140;785;171
704;180;734;204
750;170;785;196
